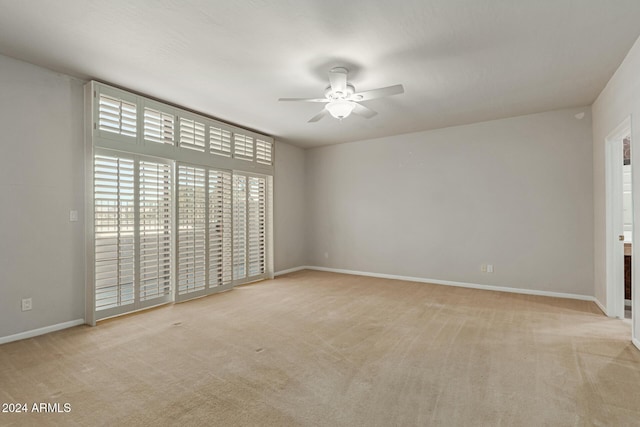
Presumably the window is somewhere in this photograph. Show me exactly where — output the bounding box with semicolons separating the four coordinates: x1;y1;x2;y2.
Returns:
139;161;172;301
177;165;207;296
98;94;137;137
93;153;173;318
179;117;206;152
234;133;254;161
233;173;268;282
256;139;272;165
176;165;235;301
88;82;273;324
247;176;267;276
144;108;175;145
94;155;135;311
210;126;232;157
209;170;233;287
233;174;247;280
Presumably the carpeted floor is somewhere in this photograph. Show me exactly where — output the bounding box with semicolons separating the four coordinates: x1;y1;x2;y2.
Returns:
1;270;639;426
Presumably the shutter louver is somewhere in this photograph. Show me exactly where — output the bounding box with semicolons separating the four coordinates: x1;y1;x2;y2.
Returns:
233;134;254;161
248;176;267;277
256;139;272;165
94;155;135;310
99;94;137;137
177;165;207;295
210;126;232;157
179;118;206;152
144;108;175;145
233;174;247;280
139;161;172;301
209;170;233;287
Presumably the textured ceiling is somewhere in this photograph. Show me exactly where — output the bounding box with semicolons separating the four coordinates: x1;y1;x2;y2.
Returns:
0;0;639;147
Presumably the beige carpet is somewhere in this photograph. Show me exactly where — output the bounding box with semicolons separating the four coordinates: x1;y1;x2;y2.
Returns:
1;270;639;426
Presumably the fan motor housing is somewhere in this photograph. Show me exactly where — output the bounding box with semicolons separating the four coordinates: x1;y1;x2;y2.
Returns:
325;84;355;100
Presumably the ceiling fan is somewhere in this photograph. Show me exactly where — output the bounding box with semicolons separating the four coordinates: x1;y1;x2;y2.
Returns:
278;67;404;122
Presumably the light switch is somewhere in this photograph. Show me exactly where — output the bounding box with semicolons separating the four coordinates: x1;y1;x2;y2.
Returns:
70;210;78;222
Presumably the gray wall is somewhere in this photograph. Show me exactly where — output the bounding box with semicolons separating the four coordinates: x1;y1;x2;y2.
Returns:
0;55;86;338
0;54;309;339
274;140;307;272
592;34;640;335
306;108;594;295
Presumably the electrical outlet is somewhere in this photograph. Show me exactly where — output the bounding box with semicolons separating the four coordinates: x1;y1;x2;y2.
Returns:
481;264;487;272
487;264;494;273
69;210;78;222
21;298;32;311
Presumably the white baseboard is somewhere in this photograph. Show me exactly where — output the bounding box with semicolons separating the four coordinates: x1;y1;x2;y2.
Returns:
633;337;640;351
274;266;307;276
0;319;85;345
305;266;596;302
593;298;608;315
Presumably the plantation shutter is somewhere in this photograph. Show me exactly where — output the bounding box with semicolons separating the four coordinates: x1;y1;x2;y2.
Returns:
98;94;137;137
176;165;234;301
88;81;274;325
177;165;207;298
256;139;272;165
144;108;175;145
209;170;233;288
230;172;269;285
139;161;173;302
94;155;135;312
179;117;206;152
233;174;247;280
210;126;232;157
233;134;254;161
248;176;267;277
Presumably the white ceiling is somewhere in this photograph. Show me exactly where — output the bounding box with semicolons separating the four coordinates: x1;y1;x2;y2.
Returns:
0;1;639;148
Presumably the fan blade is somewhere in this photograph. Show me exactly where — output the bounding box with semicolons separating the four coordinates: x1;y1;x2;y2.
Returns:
329;67;348;95
279;97;329;103
352;84;404;101
308;109;329;123
352;103;377;119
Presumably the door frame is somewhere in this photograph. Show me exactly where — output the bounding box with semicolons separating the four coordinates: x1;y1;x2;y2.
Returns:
605;117;631;319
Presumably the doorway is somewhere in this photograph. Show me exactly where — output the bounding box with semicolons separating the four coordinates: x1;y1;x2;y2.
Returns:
605;117;632;320
623;137;633;319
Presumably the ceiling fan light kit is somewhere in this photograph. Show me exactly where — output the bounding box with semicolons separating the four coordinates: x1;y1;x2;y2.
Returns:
326;100;356;119
279;67;404;122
